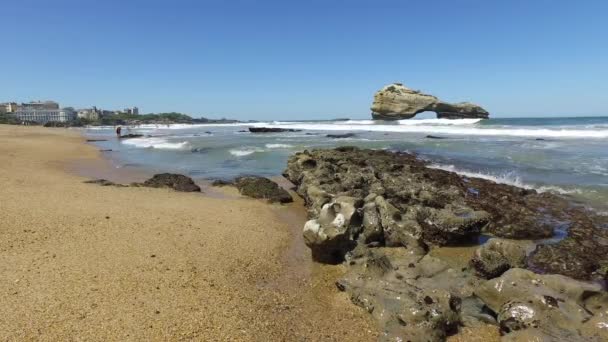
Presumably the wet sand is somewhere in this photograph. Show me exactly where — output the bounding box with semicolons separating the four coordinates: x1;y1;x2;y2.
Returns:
0;125;377;341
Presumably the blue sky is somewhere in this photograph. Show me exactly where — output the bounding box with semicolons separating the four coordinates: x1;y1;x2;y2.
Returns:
2;0;607;120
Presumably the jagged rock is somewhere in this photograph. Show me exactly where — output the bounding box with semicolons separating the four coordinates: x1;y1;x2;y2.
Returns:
303;196;362;262
141;173;201;192
470;238;528;279
475;268;608;341
361;201;383;244
248;127;300;133
370;83;489;120
375;196;426;253
234;176;293;203
284;147;563;249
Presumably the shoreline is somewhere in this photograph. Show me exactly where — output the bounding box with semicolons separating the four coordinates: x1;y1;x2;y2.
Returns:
0;125;377;340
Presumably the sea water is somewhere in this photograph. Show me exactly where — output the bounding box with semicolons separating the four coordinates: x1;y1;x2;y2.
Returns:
84;117;608;212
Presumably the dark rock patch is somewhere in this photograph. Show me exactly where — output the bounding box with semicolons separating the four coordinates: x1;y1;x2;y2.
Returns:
234;176;293;203
248;127;301;133
326;133;356;139
118;134;144;139
140;173;201;192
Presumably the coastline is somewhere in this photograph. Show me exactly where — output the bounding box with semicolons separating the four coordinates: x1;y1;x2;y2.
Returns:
0;125;377;340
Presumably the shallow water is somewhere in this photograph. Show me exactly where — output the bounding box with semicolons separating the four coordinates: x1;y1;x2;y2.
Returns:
84;116;608;211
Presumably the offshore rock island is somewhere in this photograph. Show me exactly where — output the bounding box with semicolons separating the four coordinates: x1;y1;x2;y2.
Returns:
371;83;490;120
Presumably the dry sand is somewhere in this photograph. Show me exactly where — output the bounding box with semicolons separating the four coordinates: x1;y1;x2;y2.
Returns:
0;125;377;341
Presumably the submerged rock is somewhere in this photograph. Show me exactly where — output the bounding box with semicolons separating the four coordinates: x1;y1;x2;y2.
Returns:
370;83;489;120
248;127;301;133
234;176;293;203
141;173;201;192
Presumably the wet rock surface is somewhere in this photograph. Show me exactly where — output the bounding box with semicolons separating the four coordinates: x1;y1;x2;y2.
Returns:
234;176;293;203
283;147;608;340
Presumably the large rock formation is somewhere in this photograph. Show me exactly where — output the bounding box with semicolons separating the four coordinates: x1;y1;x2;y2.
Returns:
370;83;490;120
283;147;608;340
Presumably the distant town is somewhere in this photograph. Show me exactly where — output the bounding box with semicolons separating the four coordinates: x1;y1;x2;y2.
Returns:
0;100;238;126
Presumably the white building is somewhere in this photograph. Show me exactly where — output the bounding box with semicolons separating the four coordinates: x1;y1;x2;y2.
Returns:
14;108;76;124
77;107;100;121
124;106;139;115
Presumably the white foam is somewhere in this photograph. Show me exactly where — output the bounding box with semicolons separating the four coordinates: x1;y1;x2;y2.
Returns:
121;137;190;150
247;122;608;139
396;118;483;126
428;163;580;195
265;143;293;149
229;147;264;157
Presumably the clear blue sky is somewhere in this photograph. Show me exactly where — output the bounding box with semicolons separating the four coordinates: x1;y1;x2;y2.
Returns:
2;0;607;120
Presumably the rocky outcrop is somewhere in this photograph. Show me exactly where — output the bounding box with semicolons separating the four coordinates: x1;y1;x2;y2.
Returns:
283;147;608;340
234;176;293;203
370;83;490;120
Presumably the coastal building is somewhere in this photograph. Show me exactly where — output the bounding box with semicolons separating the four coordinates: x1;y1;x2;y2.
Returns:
17;100;60;111
124;106;139;115
13;107;76;124
0;102;18;113
77;106;100;121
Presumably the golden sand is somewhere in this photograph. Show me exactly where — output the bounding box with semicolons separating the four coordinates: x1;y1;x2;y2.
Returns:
0;125;376;341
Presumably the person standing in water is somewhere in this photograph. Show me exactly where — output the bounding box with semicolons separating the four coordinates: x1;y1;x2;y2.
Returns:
116;126;122;138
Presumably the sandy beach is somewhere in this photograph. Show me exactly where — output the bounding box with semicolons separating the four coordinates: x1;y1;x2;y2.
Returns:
0;125;377;341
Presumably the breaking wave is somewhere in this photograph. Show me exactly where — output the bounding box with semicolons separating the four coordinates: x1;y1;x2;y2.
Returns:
428;163;581;195
120;137;190;150
229;147;264;157
247;122;608;138
265;143;293;149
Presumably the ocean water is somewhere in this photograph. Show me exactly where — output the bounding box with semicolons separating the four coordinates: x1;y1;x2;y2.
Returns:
84;117;608;212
